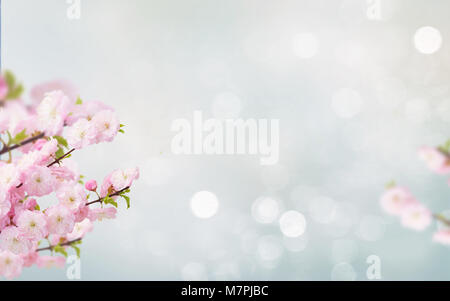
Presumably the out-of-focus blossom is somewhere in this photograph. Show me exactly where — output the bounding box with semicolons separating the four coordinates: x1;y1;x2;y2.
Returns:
380;186;417;216
433;230;450;245
419;147;450;174
400;204;432;231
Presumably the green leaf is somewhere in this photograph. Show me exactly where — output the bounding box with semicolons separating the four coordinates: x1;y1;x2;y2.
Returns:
53;245;68;258
120;124;125;128
103;196;118;208
35;204;40;211
53;136;68;148
12;129;28;144
71;244;81;258
55;147;65;159
121;194;131;209
7;84;24;100
75;97;83;105
385;180;396;190
119;129;125;134
4;71;15;89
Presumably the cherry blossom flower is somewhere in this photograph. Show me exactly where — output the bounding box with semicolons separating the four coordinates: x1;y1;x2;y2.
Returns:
0;251;23;279
36;256;66;269
88;207;117;222
100;167;139;197
36;90;70;136
22;165;56;197
30;80;78;106
66;118;96;149
56;183;86;210
67;218;93;241
85;180;97;192
433;230;450;245
400;204;432;231
0;163;21;192
380;186;418;216
91;110;120;143
21;251;38;268
0;227;34;254
418;147;450;174
16;210;48;241
45;205;75;236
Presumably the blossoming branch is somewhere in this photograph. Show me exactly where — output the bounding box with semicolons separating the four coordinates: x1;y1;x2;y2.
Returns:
0;71;139;278
380;141;450;246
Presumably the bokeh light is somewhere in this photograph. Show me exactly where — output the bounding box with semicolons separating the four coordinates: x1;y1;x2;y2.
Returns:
190;191;220;219
279;210;306;237
414;26;443;54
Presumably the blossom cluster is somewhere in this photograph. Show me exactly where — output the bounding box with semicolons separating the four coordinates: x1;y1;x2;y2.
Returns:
0;72;139;278
380;142;450;246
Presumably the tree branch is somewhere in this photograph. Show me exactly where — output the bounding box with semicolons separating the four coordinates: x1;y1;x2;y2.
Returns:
434;214;450;227
36;238;82;252
0;133;45;156
47;148;75;167
86;186;130;206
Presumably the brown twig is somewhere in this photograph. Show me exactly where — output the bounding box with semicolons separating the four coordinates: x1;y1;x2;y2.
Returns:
0;133;45;156
86;186;130;206
433;214;450;227
47;148;75;167
36;238;82;252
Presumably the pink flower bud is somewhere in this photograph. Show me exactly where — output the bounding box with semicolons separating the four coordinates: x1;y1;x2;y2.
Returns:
25;198;38;211
85;180;97;192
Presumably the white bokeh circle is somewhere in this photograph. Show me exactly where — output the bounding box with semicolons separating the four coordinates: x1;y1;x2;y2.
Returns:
190;191;219;219
414;26;442;54
279;210;306;237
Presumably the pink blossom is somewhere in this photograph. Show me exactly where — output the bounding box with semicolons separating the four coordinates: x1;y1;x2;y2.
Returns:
66;118;96;149
67;218;93;241
74;205;90;223
85;180;97;192
21;252;38;267
45;205;75;235
22;165;56;197
91;110;120;143
0;227;34;254
0;251;23;279
30;80;78;106
0;192;12;220
433;230;450;245
88;207;117;222
24;198;37;211
400;204;432;231
0;163;21;192
36;255;66;269
418;147;450;174
56;183;86;210
17;210;48;241
101;167;139;197
0;76;9;100
32;139;48;151
66;100;112;125
380;186;418;216
36;90;71;136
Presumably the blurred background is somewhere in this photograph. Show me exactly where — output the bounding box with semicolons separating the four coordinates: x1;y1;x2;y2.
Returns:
3;0;450;280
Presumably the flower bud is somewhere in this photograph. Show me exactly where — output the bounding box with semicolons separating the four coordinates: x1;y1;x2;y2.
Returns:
85;180;97;192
